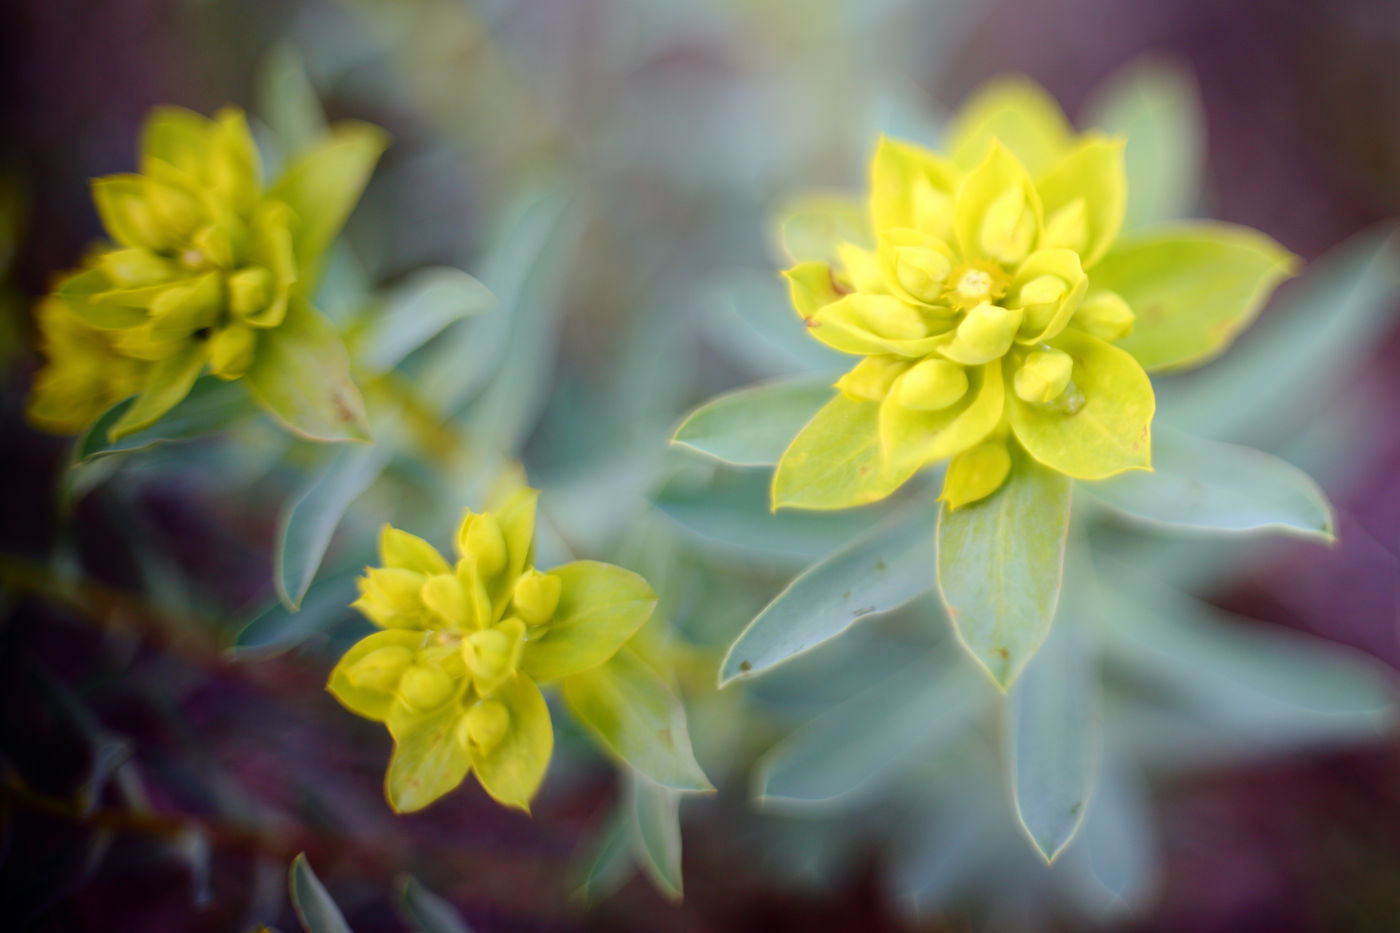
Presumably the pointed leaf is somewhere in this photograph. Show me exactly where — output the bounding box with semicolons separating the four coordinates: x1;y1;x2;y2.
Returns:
562;649;711;792
244;298;370;442
720;501;938;685
260;46;327;159
357;268;495;374
289;854;353;933
396;875;473;933
271;122;387;274
386;700;472;813
937;454;1071;688
276;442;390;609
945;76;1073;175
772;393;919;510
231;574;357;659
1095;224;1298;372
520;562;655;683
773;193;869;264
107;342;205;441
77;375;250;462
1085;426;1334;540
627;774;683;901
672;375;836;467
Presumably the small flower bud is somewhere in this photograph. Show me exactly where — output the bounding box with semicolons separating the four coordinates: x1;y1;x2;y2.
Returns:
459;700;510;752
513;570;561;626
345;645;414;691
227;266;272;318
942;441;1012;510
463;620;524;691
354;567;430;629
892;246;951;303
207;323;256;379
421;573;469;628
144;180;199;239
190;223;234;269
399;664;454;711
835;356;907;402
1074;291;1135;341
1014;349;1074;403
980;186;1035;264
943;302;1022;365
896;359;968;411
457;512;507;577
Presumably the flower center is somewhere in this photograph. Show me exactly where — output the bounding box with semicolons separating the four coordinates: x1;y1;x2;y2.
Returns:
944;262;1008;311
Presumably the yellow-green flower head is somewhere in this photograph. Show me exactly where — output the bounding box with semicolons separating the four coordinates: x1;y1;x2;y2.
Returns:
774;77;1297;511
330;484;658;813
28;106;386;441
26;293;149;434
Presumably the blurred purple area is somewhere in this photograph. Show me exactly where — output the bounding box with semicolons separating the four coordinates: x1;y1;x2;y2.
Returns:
1;0;1398;930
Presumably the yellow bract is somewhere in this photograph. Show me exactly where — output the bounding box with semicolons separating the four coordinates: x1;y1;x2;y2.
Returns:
772;77;1297;510
329;484;657;813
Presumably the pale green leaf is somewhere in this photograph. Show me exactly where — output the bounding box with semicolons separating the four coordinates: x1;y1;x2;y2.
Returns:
244;297;371;442
230;575;357;659
107;342;205;441
357;267;494;373
1085;60;1203;231
385;699;472;813
562;649;711;792
260;45;327;160
754;654;984;807
1082;757;1159;909
937;454;1072;688
773;192;869;264
719;501;938;685
672;375;837;467
396;875;474;933
289;853;352;933
77;376;250;462
573;809;635;903
1007;559;1101;862
1095;224;1298;372
521;561;656;683
1085;426;1334;540
276;443;390;609
627;774;683;901
945;76;1073;175
772;393;918;510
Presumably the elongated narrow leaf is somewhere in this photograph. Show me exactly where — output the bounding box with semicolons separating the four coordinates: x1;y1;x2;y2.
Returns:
271;122;387;275
276;444;390;609
107;342;206;440
259;45;327;160
720;501;938;685
76;376;251;463
1086;427;1333;540
245;298;370;442
562;649;711;791
1007;558;1101;862
672;375;836;467
358;268;495;373
229;575;358;659
396;875;473;933
937;456;1071;689
1085;61;1202;232
573;809;636;904
755;654;984;807
289;854;352;933
627;775;683;901
1082;755;1159;910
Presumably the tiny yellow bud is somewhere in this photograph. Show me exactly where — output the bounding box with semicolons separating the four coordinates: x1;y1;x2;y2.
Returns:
1074;291;1135;341
463;625;516;686
190;223;234;269
980;187;1035;264
98;248;171;288
227;267;272;318
835;356;907;402
459;700;510;752
513;570;561;626
345;645;414;691
206;323;256;379
943;302;1022;365
1017;274;1068;308
457;512;507;577
942;441;1012;509
1014;349;1074;403
896;359;968;411
892;246;951;303
398;664;454;710
421;573;469;628
353;567;429;629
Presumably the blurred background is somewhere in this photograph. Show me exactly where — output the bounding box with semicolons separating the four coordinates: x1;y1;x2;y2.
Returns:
1;0;1399;930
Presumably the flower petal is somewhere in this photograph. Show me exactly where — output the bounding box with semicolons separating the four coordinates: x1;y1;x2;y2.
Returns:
1035;134;1126;268
1007;329;1154;479
953;142;1043;266
945;76;1074;176
881;359;1005;475
471;675;553;812
772;393;918;510
869;136;958;238
385;698;472;813
328;629;426;722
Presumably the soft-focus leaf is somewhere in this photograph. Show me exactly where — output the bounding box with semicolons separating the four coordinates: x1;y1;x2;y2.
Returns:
471;675;553;811
627;774;683;901
573;809;635;904
773;394;918;510
107;342;205;441
385;700;472;813
77;376;250;462
1085;426;1333;540
276;443;390;609
755;654;984;807
245;298;371;442
328;630;424;722
271;122;387;275
937;455;1071;688
1007;560;1101;862
1096;224;1297;372
773;193;869;264
230;574;358;658
289;854;352;933
1081;755;1159;910
520;562;655;683
672;375;836;467
396;875;474;933
259;45;327;159
705;268;849;376
945;76;1072;175
1085;60;1203;232
720;501;938;685
1156;225;1400;441
563;649;710;791
358;267;495;373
